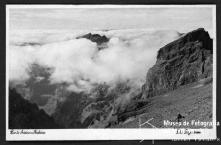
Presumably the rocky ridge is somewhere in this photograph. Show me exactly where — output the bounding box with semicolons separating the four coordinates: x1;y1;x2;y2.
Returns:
76;33;109;50
141;28;213;99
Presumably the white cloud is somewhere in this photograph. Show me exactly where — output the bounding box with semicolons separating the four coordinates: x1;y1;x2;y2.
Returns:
9;29;180;92
9;44;37;82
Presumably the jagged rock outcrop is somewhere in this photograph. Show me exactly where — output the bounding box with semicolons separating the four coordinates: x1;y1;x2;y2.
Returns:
9;88;60;129
76;33;109;50
141;28;213;99
77;33;109;44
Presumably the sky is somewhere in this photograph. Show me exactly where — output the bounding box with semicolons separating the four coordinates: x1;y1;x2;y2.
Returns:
9;6;214;35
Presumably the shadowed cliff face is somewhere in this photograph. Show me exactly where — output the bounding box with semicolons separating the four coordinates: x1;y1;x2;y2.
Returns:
9;88;61;129
141;28;213;99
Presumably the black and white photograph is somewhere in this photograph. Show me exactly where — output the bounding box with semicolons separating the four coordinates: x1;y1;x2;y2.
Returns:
6;5;217;140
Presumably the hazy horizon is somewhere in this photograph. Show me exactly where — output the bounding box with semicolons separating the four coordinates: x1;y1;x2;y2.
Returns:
9;6;214;36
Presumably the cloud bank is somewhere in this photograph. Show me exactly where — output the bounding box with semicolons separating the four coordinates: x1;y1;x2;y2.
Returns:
9;29;180;92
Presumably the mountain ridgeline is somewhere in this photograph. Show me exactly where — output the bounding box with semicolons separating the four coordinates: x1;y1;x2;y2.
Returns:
9;88;60;129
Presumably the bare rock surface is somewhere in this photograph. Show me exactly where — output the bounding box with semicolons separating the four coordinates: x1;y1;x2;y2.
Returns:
76;33;109;50
141;28;213;99
113;78;212;128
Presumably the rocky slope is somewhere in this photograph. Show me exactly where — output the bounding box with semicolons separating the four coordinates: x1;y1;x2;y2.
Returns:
113;77;213;128
9;88;60;129
12;63;59;115
141;28;213;99
51;82;137;128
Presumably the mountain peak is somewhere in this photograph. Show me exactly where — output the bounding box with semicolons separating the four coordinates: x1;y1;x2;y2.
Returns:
142;28;213;99
157;28;212;61
76;33;109;45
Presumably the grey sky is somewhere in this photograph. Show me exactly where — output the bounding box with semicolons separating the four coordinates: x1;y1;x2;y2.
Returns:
9;6;214;34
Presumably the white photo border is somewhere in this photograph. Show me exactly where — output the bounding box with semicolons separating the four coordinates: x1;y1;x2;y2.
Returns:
6;4;217;141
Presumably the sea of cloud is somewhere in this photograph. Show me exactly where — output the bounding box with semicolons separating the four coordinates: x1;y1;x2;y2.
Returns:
9;29;181;92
